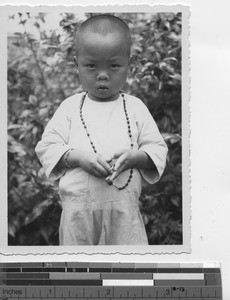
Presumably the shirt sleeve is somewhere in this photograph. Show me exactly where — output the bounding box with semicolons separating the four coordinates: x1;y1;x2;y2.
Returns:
35;100;72;180
135;101;168;184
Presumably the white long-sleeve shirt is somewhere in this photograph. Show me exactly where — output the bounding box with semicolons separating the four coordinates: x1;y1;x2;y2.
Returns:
35;92;168;245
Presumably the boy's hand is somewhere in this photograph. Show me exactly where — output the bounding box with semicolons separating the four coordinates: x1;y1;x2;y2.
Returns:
105;149;155;185
77;151;112;178
106;149;135;183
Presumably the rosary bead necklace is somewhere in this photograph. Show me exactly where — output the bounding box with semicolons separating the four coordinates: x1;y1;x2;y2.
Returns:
79;92;134;190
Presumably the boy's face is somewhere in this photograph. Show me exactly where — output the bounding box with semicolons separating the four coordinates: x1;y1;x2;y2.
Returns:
76;31;130;102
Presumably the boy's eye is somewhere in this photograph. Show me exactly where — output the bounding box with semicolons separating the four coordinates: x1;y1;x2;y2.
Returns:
86;64;96;69
111;64;120;69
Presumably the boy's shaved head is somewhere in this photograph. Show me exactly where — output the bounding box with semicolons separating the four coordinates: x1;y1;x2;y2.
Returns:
75;14;131;57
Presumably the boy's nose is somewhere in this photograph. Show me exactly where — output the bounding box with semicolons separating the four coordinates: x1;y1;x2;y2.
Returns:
97;71;109;80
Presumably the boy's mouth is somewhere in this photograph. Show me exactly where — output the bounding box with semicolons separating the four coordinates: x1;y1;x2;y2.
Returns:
97;85;109;92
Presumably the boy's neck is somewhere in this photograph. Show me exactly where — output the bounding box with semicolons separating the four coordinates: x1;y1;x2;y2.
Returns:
87;92;121;102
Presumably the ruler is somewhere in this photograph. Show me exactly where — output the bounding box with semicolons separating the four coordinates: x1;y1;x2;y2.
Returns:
0;262;222;299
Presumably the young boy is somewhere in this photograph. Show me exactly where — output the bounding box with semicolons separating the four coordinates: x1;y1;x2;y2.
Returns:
35;14;168;245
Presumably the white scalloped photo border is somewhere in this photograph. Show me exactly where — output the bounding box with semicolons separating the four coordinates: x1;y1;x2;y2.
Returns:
0;4;190;256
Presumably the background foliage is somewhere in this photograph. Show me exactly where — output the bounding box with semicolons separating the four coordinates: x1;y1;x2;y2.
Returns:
8;12;182;245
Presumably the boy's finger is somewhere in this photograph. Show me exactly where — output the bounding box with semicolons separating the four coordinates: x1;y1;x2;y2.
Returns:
109;162;124;180
98;156;111;173
95;162;110;177
109;167;123;181
105;154;113;163
113;155;126;172
105;176;113;185
110;155;128;180
92;168;104;178
108;172;116;182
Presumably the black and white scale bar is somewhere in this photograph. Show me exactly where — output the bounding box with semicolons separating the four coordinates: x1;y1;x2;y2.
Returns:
0;262;221;273
0;262;222;299
0;272;221;286
0;285;222;299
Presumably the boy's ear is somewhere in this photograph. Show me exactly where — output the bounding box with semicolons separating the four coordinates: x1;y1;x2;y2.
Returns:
73;56;78;67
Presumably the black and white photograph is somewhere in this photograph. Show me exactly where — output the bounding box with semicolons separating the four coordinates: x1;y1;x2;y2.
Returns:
4;5;189;253
1;0;230;296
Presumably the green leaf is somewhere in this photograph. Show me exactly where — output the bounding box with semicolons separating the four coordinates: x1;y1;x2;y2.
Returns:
8;141;26;156
25;199;53;225
170;195;180;207
162;133;181;144
169;74;181;81
29;95;38;105
8;124;24;130
163;57;178;62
